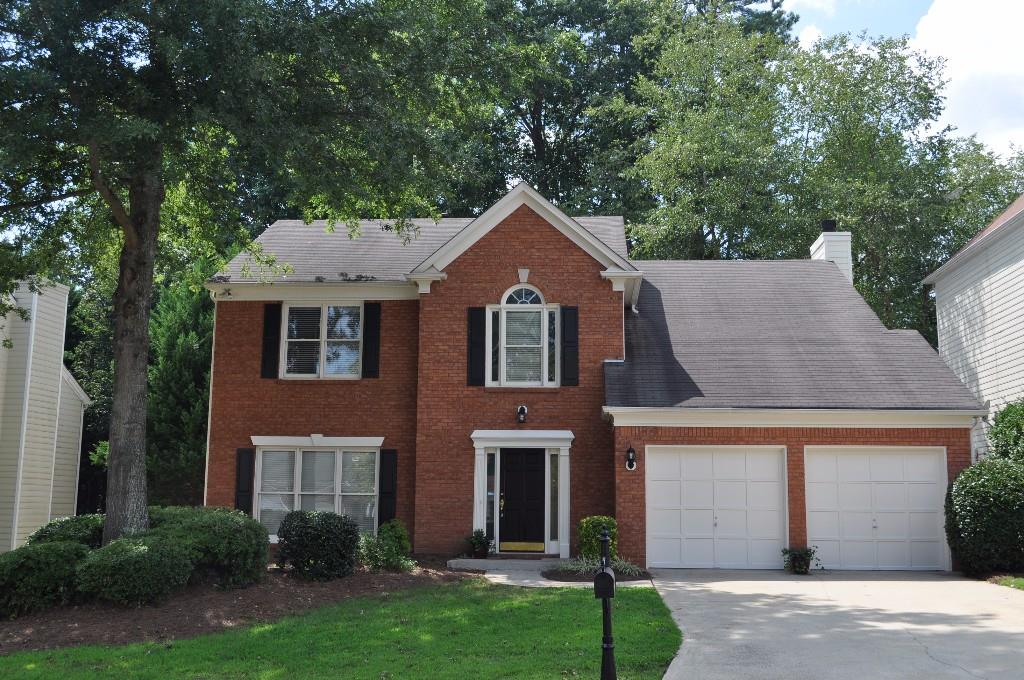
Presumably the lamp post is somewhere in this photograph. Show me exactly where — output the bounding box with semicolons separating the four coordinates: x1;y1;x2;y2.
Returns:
593;526;617;680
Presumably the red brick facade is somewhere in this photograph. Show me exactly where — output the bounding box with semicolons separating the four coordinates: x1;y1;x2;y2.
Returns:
612;426;972;566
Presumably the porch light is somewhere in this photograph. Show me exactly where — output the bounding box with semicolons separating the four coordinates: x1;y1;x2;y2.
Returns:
517;405;528;424
625;446;637;471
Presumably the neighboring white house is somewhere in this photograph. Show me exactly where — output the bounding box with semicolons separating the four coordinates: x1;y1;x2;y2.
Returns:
925;193;1024;457
0;282;91;551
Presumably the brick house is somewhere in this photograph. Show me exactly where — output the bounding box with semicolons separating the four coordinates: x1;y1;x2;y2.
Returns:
204;184;984;570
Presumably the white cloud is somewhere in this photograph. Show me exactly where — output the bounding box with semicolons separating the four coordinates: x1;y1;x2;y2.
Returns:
797;24;823;48
786;0;837;16
911;0;1024;156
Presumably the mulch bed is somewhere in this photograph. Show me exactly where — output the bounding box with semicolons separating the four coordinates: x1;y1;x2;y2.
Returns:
541;568;651;583
0;564;473;655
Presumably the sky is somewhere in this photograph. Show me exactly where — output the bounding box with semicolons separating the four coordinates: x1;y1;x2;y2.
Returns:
785;0;1024;157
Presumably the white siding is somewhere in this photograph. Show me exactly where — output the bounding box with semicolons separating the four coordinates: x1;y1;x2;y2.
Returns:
50;371;85;519
0;302;29;550
933;221;1024;456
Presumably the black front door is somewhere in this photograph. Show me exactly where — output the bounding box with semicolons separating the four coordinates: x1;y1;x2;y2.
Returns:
499;448;546;552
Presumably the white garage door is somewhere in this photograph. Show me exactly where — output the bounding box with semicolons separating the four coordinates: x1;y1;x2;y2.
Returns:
647;447;786;569
805;447;948;570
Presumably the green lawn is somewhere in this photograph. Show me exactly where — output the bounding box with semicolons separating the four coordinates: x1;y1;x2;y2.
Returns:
0;581;680;679
993;575;1024;591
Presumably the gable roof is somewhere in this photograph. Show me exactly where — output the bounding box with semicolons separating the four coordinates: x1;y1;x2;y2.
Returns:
924;192;1024;284
606;259;984;411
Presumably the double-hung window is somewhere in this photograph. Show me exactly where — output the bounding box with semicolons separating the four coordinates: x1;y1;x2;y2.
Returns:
486;285;559;386
256;448;379;539
282;303;362;378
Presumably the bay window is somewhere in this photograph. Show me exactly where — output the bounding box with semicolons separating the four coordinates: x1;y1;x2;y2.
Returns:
282;303;362;378
486;285;559;386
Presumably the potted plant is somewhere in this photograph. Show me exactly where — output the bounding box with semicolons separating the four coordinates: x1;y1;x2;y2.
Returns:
782;546;821;575
466;530;492;559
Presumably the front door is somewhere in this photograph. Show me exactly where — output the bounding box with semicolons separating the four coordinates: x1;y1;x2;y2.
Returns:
499;448;546;552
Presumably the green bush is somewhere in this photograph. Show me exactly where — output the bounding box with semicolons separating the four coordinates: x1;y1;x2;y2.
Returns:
359;520;415;571
989;399;1024;464
146;506;268;587
946;457;1024;575
277;511;360;580
76;537;193;606
0;541;89;617
26;514;104;548
577;516;618;559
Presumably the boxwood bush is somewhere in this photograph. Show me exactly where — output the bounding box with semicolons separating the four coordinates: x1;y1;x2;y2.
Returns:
946;457;1024;575
989;399;1024;464
146;506;268;587
26;514;104;548
359;519;415;571
277;511;359;580
76;536;193;606
577;515;618;559
0;541;90;616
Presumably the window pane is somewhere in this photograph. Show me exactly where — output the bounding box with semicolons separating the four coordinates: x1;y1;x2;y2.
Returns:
505;311;542;345
325;340;360;376
341;451;376;493
286;341;320;375
287;307;321;340
547;310;557;383
550;453;558;541
301;451;335;493
300;494;335;512
486;452;495;541
505;287;541;304
261;451;295;492
506;347;542;382
326;306;361;340
490;309;500;382
259;493;294;535
341;495;377;533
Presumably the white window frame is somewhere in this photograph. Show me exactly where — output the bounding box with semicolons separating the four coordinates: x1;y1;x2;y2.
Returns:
486;285;560;387
280;302;365;380
254;445;381;542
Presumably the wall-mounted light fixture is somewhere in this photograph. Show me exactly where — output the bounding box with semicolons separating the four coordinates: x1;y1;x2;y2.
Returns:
625;446;637;471
517;405;528;424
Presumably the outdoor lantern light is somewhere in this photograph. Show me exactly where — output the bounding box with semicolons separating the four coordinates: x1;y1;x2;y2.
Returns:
625;446;637;471
517;405;528;424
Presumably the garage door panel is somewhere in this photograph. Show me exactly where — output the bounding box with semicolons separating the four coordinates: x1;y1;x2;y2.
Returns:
648;453;681;479
910;512;940;539
841;512;875;539
905;455;943;482
682;480;713;508
683;509;714;536
716;509;747;536
806;454;837;483
877;541;910;568
838;455;871;482
907;484;939;509
683;539;715;567
873;483;907;510
749;481;782;509
747;452;782;480
875;512;908;539
870;455;904;481
838;483;871;510
910;541;942;569
808;510;839;537
649;537;682;566
814;540;841;566
714;451;746;478
649;480;681;507
715;480;747;508
715;539;749;567
806;482;837;510
749;509;782;537
840;540;876;568
681;452;713;479
649;508;681;535
749;539;784;567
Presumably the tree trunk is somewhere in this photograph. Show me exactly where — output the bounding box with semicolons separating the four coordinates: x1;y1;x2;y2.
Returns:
102;162;164;544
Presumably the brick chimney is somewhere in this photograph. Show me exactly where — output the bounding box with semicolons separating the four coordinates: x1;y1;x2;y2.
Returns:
810;219;852;283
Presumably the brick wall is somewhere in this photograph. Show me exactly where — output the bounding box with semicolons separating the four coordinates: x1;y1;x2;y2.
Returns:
612;426;973;566
413;205;624;554
205;298;420;531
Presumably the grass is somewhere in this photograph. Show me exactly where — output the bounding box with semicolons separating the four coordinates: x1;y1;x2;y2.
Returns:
993;575;1024;590
0;580;680;679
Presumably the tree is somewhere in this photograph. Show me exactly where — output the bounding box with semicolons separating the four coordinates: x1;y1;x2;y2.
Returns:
1;0;492;542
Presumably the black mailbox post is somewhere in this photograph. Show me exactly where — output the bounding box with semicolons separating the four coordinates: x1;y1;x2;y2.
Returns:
593;527;617;680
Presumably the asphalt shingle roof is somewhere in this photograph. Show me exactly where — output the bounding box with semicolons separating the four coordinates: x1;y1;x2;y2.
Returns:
605;260;984;411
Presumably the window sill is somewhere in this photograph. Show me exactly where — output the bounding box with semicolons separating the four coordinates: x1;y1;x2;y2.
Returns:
481;386;561;393
272;377;365;384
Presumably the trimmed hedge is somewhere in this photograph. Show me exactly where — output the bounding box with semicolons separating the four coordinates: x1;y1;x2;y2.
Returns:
0;541;89;617
946;457;1024;575
359;519;415;571
990;399;1024;464
26;514;104;549
277;511;359;580
146;506;268;587
76;536;193;606
577;515;618;560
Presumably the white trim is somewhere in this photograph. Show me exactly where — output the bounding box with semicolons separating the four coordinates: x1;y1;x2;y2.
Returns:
204;281;419;302
72;398;85;514
47;317;66;521
803;445;951;571
405;270;447;294
603;407;986;428
470;430;575;449
924;201;1024;285
413;182;636;274
202;300;218;506
60;366;92;405
486;297;560;388
279;302;364;380
251;435;385;448
12;291;38;549
600;269;643;309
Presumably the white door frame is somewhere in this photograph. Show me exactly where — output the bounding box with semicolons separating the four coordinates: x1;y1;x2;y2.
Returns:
803;446;950;571
471;430;573;558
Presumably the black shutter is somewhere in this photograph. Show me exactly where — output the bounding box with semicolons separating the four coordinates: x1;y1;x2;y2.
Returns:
362;302;381;378
467;307;486;386
261;303;282;378
235;448;255;514
378;449;398;524
561;306;579;386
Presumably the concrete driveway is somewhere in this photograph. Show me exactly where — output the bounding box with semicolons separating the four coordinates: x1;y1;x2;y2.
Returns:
652;570;1024;680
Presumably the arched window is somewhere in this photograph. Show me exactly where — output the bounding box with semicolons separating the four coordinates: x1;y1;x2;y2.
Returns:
488;285;559;386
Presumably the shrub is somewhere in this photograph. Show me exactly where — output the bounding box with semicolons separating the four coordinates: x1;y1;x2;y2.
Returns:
26;514;104;548
946;457;1024;576
0;541;89;616
77;536;193;606
989;399;1024;464
782;546;821;574
146;506;268;587
577;516;618;559
359;520;415;572
557;555;644;577
277;511;360;580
